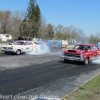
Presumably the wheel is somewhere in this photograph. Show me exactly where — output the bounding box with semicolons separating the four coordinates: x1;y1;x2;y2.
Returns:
16;49;21;55
5;52;9;54
84;58;89;65
64;59;68;63
88;58;92;63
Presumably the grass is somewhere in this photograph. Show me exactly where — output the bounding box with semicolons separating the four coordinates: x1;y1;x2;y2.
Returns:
0;41;8;53
0;41;8;44
62;74;100;100
62;45;74;50
0;47;1;53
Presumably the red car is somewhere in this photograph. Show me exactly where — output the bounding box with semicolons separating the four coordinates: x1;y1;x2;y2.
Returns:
61;44;100;65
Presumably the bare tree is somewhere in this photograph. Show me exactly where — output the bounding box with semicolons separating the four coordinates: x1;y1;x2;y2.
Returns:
8;11;23;39
88;32;100;44
54;24;65;39
0;10;11;34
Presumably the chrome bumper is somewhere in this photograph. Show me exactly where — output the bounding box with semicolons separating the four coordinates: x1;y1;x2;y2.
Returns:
61;56;84;61
1;49;15;53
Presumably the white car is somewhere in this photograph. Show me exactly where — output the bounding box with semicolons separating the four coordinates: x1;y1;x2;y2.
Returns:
1;40;42;55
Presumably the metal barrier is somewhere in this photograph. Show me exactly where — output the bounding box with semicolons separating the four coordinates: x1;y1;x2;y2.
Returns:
43;40;62;48
43;40;62;52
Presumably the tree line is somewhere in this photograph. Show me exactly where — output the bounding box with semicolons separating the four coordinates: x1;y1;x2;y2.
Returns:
0;0;100;44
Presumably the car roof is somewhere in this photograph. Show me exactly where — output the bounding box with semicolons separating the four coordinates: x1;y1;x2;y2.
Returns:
76;44;95;46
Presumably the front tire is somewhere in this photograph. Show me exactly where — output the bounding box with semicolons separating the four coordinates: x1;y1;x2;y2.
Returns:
64;59;68;63
5;52;9;54
16;49;21;55
84;58;89;65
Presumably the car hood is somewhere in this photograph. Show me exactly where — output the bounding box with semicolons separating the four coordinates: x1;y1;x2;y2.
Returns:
2;44;21;48
63;49;85;54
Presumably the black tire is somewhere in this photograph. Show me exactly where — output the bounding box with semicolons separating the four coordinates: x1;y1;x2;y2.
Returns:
64;59;68;63
88;58;92;63
16;49;21;55
5;52;9;54
84;58;89;65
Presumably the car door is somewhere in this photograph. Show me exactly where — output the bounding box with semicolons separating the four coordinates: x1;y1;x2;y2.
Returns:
28;42;33;52
91;46;98;57
84;46;93;58
23;42;31;53
94;46;100;56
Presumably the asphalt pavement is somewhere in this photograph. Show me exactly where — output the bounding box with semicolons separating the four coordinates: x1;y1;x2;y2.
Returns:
0;51;100;100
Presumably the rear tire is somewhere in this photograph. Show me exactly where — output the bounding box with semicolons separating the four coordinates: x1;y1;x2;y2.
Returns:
16;49;21;55
88;58;92;63
84;58;89;65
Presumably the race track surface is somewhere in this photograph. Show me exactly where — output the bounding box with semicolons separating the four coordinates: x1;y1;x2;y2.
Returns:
0;51;100;99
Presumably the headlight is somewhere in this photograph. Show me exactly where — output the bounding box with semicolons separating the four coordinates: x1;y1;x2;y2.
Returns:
80;54;84;59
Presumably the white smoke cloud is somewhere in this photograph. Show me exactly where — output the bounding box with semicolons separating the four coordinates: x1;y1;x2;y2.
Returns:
26;41;50;55
92;56;100;64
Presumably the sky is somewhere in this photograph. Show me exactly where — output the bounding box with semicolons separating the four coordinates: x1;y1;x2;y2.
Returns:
0;0;100;36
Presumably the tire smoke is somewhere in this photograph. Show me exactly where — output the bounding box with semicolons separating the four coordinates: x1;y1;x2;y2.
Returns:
26;41;50;55
92;56;100;64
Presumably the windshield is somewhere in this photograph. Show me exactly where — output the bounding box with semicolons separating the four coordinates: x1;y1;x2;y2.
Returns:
14;41;28;45
14;41;25;45
14;41;33;45
73;45;91;50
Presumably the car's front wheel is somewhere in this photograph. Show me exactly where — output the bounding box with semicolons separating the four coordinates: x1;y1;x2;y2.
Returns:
64;59;69;63
16;49;21;55
5;52;9;54
84;58;89;65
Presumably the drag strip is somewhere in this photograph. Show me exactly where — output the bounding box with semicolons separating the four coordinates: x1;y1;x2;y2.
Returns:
0;53;100;99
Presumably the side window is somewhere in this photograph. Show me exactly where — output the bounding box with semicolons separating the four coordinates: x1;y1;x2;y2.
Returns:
94;46;99;50
87;46;91;50
91;46;95;50
24;42;28;45
91;46;99;50
84;46;88;50
28;42;33;45
73;45;81;49
6;35;9;37
30;42;33;45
